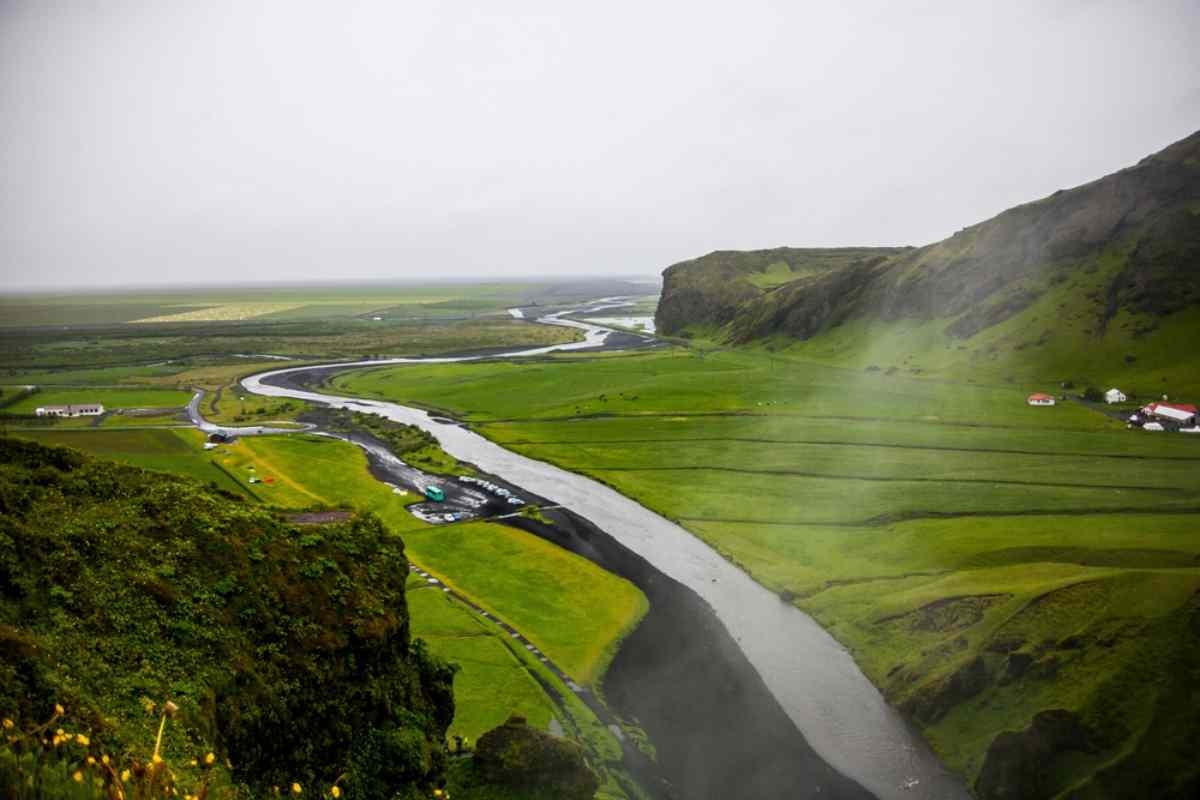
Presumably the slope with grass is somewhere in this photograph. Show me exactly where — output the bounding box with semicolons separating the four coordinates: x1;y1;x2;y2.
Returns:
11;428;252;498
0;437;456;798
656;130;1200;400
327;346;1200;796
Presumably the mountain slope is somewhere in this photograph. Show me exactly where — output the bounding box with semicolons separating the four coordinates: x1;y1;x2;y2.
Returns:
656;130;1200;390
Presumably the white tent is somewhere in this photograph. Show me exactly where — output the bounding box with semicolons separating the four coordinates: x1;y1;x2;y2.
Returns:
1105;388;1126;404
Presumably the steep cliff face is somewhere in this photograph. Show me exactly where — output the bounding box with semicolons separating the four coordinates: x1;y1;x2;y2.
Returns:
655;247;906;335
656;130;1200;346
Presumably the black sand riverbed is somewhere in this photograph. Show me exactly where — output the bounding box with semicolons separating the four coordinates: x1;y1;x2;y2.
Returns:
507;508;873;800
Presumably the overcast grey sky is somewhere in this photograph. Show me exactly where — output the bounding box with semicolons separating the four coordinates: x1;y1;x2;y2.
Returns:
1;1;1197;290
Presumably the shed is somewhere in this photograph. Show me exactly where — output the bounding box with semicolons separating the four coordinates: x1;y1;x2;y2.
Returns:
1027;393;1056;406
1104;388;1126;404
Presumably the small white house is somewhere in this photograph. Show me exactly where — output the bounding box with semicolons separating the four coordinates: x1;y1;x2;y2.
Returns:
1027;393;1056;406
1105;388;1126;404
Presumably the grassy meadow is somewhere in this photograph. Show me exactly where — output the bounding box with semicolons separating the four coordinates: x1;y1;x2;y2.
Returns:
11;429;253;498
329;346;1200;787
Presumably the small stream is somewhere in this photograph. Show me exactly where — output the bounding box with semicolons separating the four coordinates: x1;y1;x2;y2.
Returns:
241;306;969;800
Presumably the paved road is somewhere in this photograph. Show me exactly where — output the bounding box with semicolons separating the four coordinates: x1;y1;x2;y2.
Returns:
185;389;316;437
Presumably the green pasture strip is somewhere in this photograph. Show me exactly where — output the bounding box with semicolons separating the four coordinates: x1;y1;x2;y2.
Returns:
329;347;1122;430
407;586;558;741
4;386;194;414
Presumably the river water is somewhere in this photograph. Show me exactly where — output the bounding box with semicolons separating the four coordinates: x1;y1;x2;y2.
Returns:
241;310;969;800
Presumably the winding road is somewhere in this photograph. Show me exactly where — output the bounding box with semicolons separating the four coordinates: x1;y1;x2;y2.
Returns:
239;303;970;800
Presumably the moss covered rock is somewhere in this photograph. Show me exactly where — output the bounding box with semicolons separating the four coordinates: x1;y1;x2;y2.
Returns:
473;715;598;800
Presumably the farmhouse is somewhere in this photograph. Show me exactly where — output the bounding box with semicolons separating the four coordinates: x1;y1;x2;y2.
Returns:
1027;393;1056;406
34;403;104;417
1105;388;1127;404
1141;402;1198;425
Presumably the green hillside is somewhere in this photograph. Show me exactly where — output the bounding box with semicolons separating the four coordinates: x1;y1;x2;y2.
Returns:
0;436;457;799
656;130;1200;398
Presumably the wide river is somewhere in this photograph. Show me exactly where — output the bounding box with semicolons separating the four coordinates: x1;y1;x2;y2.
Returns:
242;308;970;800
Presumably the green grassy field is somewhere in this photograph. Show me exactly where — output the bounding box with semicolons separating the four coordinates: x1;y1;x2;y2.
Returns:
10;428;251;497
328;346;1200;790
3;386;194;414
223;434;646;685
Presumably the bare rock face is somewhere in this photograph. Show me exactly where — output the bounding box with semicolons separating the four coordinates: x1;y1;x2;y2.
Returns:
474;715;600;800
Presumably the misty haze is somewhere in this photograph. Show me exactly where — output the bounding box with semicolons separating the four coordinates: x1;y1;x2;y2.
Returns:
1;3;1199;800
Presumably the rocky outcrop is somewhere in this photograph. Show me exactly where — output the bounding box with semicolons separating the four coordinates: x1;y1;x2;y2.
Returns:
655;247;905;336
900;655;990;724
975;710;1097;799
474;715;600;800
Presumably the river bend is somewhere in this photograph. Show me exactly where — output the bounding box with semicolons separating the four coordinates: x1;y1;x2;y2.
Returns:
241;310;969;800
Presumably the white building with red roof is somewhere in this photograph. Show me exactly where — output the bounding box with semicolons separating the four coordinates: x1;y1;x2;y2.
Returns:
1027;393;1056;406
1140;402;1198;424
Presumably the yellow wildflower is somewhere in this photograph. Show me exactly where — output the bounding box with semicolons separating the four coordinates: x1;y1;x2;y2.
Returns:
87;756;96;766
75;733;90;746
72;771;83;783
292;783;303;795
189;759;198;767
102;754;110;765
121;769;131;782
152;753;163;764
54;704;65;716
2;718;13;730
56;728;65;737
330;788;341;799
205;752;216;765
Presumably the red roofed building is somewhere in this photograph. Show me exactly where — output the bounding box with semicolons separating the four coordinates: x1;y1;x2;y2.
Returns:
1027;393;1056;406
1141;402;1198;424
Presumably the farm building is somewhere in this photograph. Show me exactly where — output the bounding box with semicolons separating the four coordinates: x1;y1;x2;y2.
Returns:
1027;393;1056;406
1105;388;1126;404
1140;402;1198;425
35;403;104;417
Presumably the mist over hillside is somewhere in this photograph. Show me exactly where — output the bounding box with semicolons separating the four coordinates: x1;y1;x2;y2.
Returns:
657;129;1200;385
